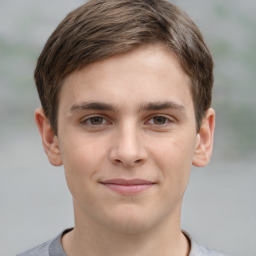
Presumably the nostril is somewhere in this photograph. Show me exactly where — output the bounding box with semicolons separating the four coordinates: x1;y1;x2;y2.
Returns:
112;158;145;166
135;159;143;164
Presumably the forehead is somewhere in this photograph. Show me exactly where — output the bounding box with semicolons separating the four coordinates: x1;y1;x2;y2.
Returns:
59;44;193;113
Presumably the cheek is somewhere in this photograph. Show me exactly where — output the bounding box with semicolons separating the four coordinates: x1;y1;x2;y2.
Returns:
60;132;107;168
153;133;195;161
150;134;196;184
59;135;108;193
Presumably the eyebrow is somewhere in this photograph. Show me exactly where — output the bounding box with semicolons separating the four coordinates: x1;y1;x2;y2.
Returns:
69;100;185;113
70;101;116;113
139;101;186;112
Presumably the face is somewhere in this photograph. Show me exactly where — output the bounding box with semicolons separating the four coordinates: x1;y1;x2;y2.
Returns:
37;44;214;234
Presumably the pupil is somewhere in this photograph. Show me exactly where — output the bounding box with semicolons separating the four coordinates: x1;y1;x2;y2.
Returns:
91;117;102;125
153;116;165;125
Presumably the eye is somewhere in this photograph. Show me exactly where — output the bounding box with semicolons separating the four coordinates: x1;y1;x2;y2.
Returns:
147;115;169;126
81;116;107;126
152;116;168;125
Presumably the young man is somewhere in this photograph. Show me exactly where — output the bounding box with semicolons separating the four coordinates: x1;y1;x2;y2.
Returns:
18;0;226;255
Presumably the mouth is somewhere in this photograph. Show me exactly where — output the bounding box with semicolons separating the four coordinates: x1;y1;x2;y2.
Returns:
100;179;156;195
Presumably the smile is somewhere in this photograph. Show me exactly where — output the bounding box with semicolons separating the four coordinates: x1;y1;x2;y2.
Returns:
100;179;156;195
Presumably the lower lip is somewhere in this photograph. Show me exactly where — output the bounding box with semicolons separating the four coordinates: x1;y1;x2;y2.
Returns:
101;183;154;195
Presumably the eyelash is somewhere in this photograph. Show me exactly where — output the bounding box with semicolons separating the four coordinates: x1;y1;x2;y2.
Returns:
80;115;110;126
146;116;171;126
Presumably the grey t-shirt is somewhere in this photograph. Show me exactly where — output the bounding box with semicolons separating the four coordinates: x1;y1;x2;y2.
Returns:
17;229;227;256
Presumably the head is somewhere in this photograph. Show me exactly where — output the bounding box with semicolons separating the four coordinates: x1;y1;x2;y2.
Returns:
34;0;215;236
35;0;213;135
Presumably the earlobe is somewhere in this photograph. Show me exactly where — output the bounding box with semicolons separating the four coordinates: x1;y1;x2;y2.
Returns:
192;108;215;167
35;108;63;166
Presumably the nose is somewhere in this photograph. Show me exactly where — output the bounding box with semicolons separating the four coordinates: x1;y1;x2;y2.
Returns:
109;124;148;168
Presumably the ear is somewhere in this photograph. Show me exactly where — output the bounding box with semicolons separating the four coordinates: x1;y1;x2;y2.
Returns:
192;108;215;167
35;108;63;166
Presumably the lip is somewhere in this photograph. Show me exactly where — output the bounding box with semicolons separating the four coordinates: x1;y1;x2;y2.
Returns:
100;179;156;195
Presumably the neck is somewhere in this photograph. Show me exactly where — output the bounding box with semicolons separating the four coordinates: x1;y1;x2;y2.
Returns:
62;206;190;256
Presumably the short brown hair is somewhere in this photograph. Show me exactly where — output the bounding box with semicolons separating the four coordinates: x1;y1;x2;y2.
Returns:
35;0;214;134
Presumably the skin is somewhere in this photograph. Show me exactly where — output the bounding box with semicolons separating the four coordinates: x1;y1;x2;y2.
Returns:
35;44;215;256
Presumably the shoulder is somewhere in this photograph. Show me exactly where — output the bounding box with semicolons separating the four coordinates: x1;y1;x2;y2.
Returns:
190;242;227;256
16;240;51;256
184;231;228;256
17;229;69;256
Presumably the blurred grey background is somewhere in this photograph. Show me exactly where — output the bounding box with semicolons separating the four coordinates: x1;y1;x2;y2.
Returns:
0;0;255;255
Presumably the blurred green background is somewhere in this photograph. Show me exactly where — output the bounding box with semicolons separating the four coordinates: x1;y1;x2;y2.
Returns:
1;0;255;160
0;1;255;255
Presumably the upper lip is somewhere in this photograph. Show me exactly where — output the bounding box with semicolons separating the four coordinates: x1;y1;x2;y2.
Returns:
100;179;155;185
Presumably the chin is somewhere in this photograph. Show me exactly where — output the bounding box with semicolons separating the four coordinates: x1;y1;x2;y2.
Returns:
104;206;157;234
111;218;152;234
